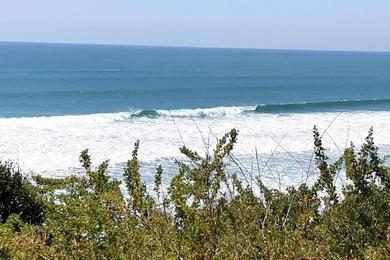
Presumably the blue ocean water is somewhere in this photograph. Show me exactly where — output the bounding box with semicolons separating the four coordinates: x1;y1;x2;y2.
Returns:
1;42;390;117
1;42;390;187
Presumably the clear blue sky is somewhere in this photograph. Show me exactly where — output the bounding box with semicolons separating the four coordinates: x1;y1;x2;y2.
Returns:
1;0;390;51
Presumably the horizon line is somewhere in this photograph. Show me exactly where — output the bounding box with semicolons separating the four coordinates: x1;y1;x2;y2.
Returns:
1;40;390;54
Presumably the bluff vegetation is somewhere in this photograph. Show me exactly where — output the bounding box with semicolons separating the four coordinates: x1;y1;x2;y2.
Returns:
0;126;389;259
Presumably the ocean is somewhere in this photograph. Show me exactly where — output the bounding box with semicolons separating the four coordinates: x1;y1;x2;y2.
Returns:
1;42;390;188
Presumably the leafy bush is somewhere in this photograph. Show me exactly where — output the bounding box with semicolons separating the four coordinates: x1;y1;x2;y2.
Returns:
0;127;389;258
0;162;44;225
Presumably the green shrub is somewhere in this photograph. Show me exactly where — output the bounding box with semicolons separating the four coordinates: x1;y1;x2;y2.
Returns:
0;162;44;225
0;127;389;259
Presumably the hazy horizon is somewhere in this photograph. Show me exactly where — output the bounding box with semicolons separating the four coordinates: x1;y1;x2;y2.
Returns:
2;41;390;54
1;1;390;52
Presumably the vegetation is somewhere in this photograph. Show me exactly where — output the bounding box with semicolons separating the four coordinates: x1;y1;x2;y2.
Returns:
0;126;389;259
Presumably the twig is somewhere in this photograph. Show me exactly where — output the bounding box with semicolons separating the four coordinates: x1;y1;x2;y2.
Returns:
325;132;342;157
269;135;307;185
260;133;288;178
169;110;186;147
189;116;209;154
334;125;351;186
306;112;343;184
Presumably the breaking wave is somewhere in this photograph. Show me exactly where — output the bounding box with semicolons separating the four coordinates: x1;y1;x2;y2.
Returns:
127;99;390;119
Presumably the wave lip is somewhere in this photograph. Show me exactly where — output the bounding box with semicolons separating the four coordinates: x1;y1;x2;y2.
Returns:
130;106;253;119
130;110;160;118
126;98;390;120
254;99;390;114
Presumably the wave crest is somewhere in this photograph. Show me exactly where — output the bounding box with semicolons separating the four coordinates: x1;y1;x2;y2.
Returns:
254;99;390;113
130;110;160;118
124;98;390;120
129;106;252;119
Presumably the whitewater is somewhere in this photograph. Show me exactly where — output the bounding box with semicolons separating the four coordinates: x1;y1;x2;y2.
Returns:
2;106;390;189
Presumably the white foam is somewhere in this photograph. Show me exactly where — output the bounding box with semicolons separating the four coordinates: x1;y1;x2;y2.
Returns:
1;110;390;186
156;106;253;117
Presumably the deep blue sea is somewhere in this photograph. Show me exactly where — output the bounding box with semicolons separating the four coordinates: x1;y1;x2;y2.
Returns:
1;42;390;187
1;42;390;117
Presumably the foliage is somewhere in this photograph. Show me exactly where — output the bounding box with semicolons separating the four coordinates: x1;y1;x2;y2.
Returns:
0;162;44;225
0;127;389;259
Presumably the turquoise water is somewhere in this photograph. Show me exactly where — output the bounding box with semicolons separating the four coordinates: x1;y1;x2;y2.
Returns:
1;42;390;117
1;42;390;187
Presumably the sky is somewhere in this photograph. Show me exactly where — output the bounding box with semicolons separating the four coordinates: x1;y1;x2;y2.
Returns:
1;0;390;52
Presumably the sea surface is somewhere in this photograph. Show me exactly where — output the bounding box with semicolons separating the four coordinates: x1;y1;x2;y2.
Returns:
1;42;390;188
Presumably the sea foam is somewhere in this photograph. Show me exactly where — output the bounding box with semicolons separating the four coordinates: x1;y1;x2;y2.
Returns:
1;108;390;187
128;106;253;119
